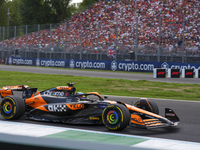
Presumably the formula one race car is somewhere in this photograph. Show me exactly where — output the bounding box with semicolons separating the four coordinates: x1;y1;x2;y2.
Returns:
0;83;180;131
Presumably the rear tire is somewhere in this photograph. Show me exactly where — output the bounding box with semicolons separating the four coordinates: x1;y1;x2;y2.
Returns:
134;98;159;114
102;104;130;131
0;96;25;120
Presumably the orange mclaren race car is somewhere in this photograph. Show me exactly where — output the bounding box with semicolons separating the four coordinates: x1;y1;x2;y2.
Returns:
0;83;180;131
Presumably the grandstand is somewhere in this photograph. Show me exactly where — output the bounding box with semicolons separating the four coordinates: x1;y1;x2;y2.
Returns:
0;0;200;63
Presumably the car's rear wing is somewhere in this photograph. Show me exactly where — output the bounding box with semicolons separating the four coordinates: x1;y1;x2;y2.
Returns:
0;85;29;98
2;85;30;91
0;85;38;98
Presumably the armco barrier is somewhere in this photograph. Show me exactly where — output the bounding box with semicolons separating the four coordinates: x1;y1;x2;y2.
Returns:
6;57;200;73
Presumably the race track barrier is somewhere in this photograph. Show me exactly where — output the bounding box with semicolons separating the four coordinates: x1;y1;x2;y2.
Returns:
154;68;200;79
6;57;200;73
168;69;180;78
181;69;194;78
195;69;200;78
153;68;166;78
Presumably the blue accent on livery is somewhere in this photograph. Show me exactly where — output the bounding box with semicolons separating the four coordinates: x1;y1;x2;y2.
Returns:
97;104;108;109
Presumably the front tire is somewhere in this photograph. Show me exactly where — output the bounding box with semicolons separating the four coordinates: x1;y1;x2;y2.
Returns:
102;104;130;131
0;96;25;120
134;98;159;114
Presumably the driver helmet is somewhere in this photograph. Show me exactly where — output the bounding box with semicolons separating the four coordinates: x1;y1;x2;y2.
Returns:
76;92;87;99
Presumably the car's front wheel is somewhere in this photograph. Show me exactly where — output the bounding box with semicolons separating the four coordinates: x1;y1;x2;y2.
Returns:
0;96;25;120
102;104;130;131
134;98;159;114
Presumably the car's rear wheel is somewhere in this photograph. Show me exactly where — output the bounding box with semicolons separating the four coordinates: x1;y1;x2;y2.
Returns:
102;104;130;131
0;96;25;120
134;98;159;114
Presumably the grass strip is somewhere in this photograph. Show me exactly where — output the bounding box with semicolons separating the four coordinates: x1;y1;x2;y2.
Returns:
45;130;148;146
0;70;199;101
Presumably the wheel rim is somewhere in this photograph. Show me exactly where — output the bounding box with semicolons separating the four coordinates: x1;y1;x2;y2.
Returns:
2;101;13;114
106;110;119;125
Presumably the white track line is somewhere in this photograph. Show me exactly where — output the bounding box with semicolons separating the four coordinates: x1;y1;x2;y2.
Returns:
0;120;200;150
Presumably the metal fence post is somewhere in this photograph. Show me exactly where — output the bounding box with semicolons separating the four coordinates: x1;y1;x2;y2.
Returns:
64;23;67;59
135;15;138;61
158;12;161;62
99;21;102;60
0;26;1;41
50;24;52;59
0;26;1;62
37;24;40;58
14;26;16;56
115;17;118;60
70;22;73;59
7;8;10;40
6;26;8;58
80;21;82;60
182;14;185;63
97;21;99;60
25;25;27;58
2;27;5;63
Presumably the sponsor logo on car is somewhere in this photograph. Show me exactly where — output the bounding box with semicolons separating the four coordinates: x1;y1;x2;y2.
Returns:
44;90;64;97
97;104;107;109
89;117;100;120
48;104;67;112
65;98;72;102
166;113;175;116
58;87;71;90
67;104;84;110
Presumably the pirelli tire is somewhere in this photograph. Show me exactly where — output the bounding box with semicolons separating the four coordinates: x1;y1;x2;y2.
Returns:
102;104;130;131
0;96;25;120
134;99;159;115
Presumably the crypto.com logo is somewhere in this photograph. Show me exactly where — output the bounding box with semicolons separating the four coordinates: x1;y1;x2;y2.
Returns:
161;62;169;72
8;57;12;65
36;58;40;67
69;59;75;69
111;60;117;71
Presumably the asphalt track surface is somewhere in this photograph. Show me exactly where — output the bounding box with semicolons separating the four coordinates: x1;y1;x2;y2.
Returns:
0;65;200;143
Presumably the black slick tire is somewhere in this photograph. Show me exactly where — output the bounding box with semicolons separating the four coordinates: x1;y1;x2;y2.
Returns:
0;96;25;120
102;104;130;131
134;98;159;114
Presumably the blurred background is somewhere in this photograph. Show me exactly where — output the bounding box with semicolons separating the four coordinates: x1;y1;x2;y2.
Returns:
0;0;200;63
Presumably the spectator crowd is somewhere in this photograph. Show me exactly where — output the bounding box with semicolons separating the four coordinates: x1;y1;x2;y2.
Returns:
0;0;200;57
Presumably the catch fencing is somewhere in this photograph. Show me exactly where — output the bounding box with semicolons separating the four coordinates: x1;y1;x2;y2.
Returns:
0;0;199;63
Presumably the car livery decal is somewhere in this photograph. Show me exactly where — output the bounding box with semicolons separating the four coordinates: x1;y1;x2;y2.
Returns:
66;104;84;110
